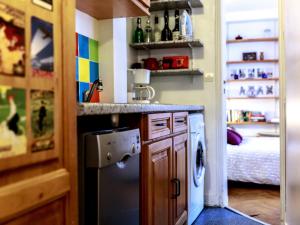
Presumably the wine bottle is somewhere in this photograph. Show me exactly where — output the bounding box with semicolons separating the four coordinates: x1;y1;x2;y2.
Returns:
161;10;172;41
153;16;161;42
172;9;180;41
133;17;144;43
144;17;152;43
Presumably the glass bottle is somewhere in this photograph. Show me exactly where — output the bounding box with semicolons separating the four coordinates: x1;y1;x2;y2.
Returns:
144;17;152;43
161;10;172;41
133;17;144;43
172;9;180;41
153;16;161;42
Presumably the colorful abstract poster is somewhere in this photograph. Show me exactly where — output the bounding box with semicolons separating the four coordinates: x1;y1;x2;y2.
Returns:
31;16;54;78
32;0;53;11
0;3;25;77
0;86;26;158
30;90;54;152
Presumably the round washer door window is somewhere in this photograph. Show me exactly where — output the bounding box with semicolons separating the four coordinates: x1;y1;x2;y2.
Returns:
193;135;204;187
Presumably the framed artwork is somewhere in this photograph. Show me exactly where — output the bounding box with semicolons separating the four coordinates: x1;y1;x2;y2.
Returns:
32;0;53;11
30;90;54;152
31;16;54;78
0;2;25;77
0;86;26;159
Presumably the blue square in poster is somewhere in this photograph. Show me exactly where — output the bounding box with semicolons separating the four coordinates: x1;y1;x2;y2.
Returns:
78;34;89;59
78;82;90;102
76;57;79;81
89;61;99;83
31;16;54;77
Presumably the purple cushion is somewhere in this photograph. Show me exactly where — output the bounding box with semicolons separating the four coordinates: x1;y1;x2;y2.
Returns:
227;129;243;145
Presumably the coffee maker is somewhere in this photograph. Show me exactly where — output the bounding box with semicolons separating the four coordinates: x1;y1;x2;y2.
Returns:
127;69;155;104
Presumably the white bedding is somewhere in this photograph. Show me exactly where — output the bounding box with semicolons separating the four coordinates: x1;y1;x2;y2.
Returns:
227;137;280;185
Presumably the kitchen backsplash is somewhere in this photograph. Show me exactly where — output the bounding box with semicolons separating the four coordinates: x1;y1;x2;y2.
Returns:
76;33;100;103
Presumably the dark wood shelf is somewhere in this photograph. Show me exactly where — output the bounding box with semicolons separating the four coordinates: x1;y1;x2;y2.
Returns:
227;59;279;64
227;37;278;44
226;78;279;83
150;0;203;11
151;68;203;76
227;122;277;125
130;39;203;50
227;96;279;100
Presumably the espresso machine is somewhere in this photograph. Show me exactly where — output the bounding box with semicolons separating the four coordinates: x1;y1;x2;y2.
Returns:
127;69;155;104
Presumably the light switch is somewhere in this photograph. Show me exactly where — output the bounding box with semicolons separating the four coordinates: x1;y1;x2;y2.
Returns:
204;73;214;82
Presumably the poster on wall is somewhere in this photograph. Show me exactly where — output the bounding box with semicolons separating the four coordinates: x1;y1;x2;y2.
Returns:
0;86;27;159
0;3;25;77
31;16;54;78
32;0;53;11
30;90;54;152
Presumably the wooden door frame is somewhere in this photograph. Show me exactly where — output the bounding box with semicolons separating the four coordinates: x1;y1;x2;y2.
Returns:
62;0;78;225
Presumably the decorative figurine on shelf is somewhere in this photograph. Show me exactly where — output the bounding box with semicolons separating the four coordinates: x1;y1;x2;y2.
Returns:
266;85;274;95
260;52;265;60
262;71;268;79
257;68;262;78
239;69;246;79
247;86;256;97
248;68;255;79
239;86;246;96
235;34;243;40
257;86;264;96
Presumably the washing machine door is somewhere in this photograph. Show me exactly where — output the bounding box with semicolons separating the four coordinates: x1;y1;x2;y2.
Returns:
193;134;205;187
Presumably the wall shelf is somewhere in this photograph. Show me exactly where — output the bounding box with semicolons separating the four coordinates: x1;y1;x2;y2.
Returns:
227;122;278;125
227;96;279;100
130;39;203;50
150;0;203;11
226;78;279;83
227;59;279;64
151;68;203;76
226;37;278;44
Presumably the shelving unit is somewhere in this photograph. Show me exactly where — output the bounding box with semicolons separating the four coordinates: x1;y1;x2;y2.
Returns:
150;0;203;11
227;96;279;100
226;78;279;83
227;59;279;64
226;37;278;44
227;122;277;125
130;39;203;50
151;68;203;76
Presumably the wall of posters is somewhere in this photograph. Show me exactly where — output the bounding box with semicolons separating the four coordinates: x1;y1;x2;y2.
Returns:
32;0;53;11
31;16;54;78
30;90;54;152
0;2;25;77
0;86;26;158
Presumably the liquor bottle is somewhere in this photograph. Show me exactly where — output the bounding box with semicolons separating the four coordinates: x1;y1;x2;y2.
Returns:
144;17;152;43
172;9;180;41
161;10;172;41
153;16;161;42
133;17;144;43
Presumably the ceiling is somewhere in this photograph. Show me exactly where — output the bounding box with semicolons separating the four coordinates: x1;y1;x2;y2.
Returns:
226;0;278;12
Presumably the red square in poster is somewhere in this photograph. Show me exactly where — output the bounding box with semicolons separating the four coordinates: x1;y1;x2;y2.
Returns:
89;83;100;102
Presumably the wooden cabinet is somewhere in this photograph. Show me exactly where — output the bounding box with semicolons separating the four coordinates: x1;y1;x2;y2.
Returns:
76;0;150;20
172;134;188;225
142;112;189;225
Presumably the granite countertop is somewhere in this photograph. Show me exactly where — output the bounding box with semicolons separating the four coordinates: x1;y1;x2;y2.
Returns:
77;103;204;116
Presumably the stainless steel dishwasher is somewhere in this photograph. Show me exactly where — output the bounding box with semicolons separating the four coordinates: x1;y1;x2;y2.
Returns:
84;128;141;225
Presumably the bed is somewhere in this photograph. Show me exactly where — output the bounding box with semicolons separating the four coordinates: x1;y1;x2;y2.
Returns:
227;136;280;185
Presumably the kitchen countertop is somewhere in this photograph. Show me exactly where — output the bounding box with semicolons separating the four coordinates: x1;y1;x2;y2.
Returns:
77;103;204;116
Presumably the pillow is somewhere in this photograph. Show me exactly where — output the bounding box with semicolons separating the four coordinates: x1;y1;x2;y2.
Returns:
227;129;243;145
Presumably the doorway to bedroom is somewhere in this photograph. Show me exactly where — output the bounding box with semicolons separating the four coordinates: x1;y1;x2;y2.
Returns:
224;0;281;224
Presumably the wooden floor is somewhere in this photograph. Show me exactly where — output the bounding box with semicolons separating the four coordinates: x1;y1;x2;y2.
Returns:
228;181;280;225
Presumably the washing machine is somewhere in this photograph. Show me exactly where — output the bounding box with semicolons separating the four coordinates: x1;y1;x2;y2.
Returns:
188;113;206;225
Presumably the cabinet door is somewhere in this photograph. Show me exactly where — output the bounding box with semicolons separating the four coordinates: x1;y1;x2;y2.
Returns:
173;134;188;225
144;138;173;225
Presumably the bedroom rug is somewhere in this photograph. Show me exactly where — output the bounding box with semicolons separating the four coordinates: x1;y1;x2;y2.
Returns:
193;207;263;225
229;181;280;225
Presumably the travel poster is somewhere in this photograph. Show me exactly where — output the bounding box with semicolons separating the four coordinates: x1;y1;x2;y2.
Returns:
0;3;25;76
31;16;54;77
30;90;54;152
0;86;27;158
